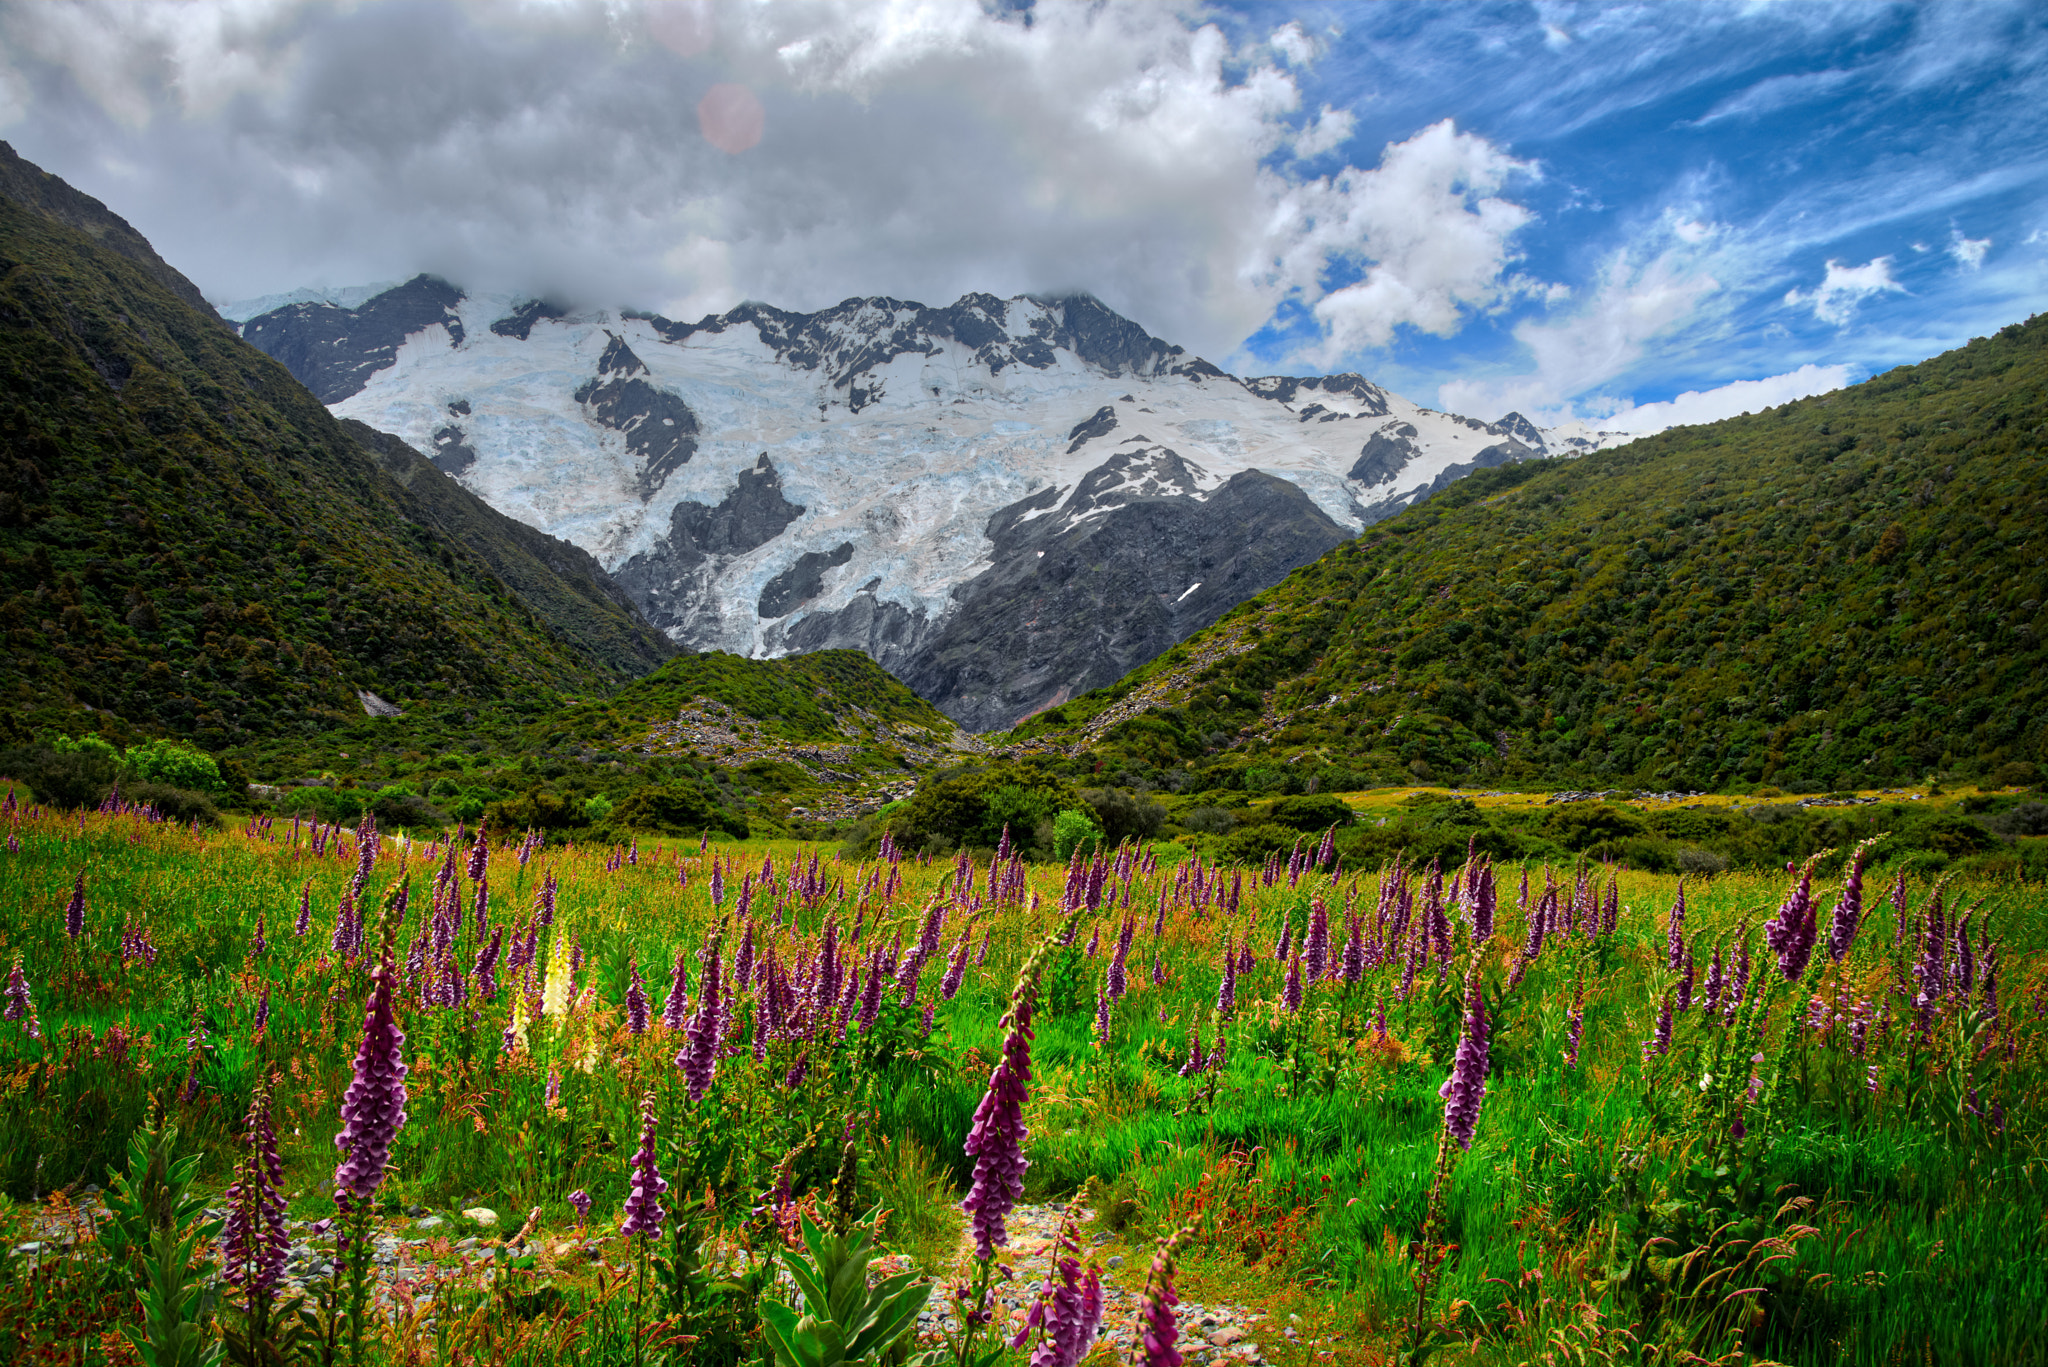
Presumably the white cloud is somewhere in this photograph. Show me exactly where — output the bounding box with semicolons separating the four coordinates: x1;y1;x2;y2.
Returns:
1783;256;1907;326
1270;21;1316;68
1574;364;1857;434
1437;243;1718;420
1264;119;1543;361
1290;103;1354;160
0;0;1545;365
1949;228;1990;269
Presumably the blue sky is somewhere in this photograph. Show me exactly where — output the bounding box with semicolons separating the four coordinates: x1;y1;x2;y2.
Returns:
1219;1;2048;426
0;1;2042;430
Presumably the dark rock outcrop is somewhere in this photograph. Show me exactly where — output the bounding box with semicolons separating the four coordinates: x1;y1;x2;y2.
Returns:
895;454;1349;731
241;274;466;403
490;299;565;340
573;332;699;499
1066;405;1118;453
760;542;856;618
1350;423;1421;485
429;424;477;476
613;454;808;638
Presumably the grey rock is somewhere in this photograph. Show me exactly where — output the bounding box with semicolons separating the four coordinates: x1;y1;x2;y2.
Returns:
614;453;807;638
241;274;465;403
414;1215;446;1231
897;456;1349;731
760;542;856;619
573;333;699;500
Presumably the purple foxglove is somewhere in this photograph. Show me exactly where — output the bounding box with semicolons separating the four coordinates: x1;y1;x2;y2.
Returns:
1304;899;1330;982
473;925;503;1001
626;957;649;1035
1283;956;1303;1013
295;879;312;938
662;949;690;1030
332;958;409;1203
1106;917;1133;1000
567;1188;591;1228
1666;880;1687;971
64;871;85;940
855;944;886;1032
1827;840;1873;963
466;823;490;882
1012;1218;1105;1367
3;954;33;1029
221;1082;289;1295
962;940;1049;1260
940;930;970;1000
1763;861;1819;981
1216;943;1237;1021
620;1091;667;1240
1135;1232;1186;1367
676;927;723;1100
1437;979;1490;1150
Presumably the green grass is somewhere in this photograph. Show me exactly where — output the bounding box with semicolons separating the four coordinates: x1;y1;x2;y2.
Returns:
0;803;2041;1364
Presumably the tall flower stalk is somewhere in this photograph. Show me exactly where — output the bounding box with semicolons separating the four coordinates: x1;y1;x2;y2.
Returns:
951;930;1059;1367
327;883;409;1367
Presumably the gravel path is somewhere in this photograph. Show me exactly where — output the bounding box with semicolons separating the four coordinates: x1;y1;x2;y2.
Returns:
16;1193;1273;1362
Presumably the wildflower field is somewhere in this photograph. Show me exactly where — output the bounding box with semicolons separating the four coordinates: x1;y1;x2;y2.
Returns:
0;797;2042;1367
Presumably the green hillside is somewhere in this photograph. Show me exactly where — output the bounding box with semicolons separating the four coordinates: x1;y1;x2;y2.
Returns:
0;142;664;752
1008;312;2048;796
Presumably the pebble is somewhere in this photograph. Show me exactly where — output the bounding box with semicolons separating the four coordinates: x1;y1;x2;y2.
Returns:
460;1207;498;1227
415;1215;447;1231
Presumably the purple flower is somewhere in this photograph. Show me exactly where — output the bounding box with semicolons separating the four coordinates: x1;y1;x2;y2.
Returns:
1642;990;1673;1059
64;871;85;940
1763;861;1819;981
1437;979;1490;1150
1827;840;1872;963
1304;899;1330;983
466;823;490;882
567;1189;591;1228
620;1091;667;1241
1666;880;1687;971
1106;916;1134;1001
333;958;409;1204
1178;1028;1208;1078
1282;956;1303;1014
625;956;649;1035
940;930;971;1001
855;944;886;1033
473;925;503;1001
962;940;1050;1260
1011;1217;1105;1367
295;879;312;938
221;1082;289;1295
1216;942;1237;1021
1135;1231;1187;1367
676;926;723;1100
0;954;27;1023
662;949;690;1030
1471;864;1496;943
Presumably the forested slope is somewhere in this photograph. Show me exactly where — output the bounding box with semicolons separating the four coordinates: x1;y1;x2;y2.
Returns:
1011;313;2048;794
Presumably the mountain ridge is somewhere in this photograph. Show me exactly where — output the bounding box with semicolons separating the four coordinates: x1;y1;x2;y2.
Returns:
238;275;1641;729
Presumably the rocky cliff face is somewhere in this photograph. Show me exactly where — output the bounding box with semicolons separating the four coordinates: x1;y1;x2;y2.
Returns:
235;280;1641;729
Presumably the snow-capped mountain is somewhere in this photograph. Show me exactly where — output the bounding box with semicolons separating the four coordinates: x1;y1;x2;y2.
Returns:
235;277;1639;730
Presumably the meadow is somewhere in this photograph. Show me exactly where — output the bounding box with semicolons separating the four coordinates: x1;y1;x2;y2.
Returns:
0;794;2040;1367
